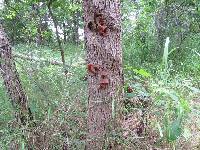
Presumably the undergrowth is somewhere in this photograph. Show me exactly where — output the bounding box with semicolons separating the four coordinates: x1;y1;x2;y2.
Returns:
0;42;199;149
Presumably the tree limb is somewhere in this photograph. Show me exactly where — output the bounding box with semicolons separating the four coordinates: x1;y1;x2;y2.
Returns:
13;52;63;66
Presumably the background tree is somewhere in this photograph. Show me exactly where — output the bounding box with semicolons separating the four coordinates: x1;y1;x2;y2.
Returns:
0;0;82;45
0;24;32;125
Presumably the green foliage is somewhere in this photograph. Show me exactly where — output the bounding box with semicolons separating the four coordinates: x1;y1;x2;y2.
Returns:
0;0;82;44
0;44;87;149
0;0;199;149
166;116;182;142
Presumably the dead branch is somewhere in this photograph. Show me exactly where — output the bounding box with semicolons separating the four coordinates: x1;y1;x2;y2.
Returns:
13;53;63;66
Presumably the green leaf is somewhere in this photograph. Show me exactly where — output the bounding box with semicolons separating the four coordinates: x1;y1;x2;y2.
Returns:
163;37;170;71
168;92;179;101
132;68;151;78
138;69;152;77
183;128;191;140
47;107;51;121
21;141;25;150
156;122;163;138
180;98;190;113
167;118;183;142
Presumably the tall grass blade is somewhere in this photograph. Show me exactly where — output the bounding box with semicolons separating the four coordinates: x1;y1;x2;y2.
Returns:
163;37;170;71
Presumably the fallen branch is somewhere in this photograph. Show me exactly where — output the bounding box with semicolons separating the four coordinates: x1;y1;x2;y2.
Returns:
13;53;63;66
14;52;86;67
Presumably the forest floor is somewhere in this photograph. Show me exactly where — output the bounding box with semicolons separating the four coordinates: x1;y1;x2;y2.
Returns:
0;44;199;149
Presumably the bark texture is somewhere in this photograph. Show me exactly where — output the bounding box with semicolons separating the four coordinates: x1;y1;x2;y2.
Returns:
83;1;123;149
0;25;32;125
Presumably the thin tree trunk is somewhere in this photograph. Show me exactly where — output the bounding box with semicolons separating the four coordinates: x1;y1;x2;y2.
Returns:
72;11;80;44
155;8;167;53
47;0;68;75
63;22;67;44
83;1;123;149
0;24;33;125
32;3;42;45
67;21;73;42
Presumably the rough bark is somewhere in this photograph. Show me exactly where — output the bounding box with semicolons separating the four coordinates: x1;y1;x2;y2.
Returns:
83;1;123;149
0;25;32;125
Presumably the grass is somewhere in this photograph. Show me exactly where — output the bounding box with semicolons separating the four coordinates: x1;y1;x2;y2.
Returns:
0;42;199;149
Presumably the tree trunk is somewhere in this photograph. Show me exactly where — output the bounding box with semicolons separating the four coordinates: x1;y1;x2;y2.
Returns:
0;24;32;125
32;3;43;45
83;1;123;149
72;11;80;44
155;4;169;55
63;22;67;44
47;0;68;75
